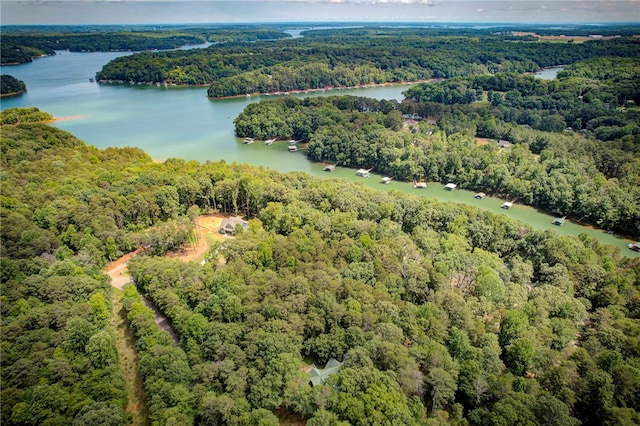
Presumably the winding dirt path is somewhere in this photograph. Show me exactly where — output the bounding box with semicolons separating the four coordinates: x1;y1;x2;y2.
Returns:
105;254;179;345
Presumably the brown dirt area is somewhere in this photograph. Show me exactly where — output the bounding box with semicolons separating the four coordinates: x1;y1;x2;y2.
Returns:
476;137;492;146
511;32;619;44
165;214;229;263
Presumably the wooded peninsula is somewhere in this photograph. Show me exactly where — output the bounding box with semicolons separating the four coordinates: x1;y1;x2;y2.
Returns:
1;24;640;426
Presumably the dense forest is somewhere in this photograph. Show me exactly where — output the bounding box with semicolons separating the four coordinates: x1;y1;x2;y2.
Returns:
1;109;639;425
233;56;640;237
0;75;27;97
91;27;640;95
0;27;289;65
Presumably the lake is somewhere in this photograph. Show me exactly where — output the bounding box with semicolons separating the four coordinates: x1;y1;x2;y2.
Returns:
1;51;637;256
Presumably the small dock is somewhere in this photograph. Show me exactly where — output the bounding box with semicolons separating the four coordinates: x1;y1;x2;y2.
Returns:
323;164;337;172
501;201;514;209
552;216;567;226
265;138;276;146
243;137;255;144
356;168;372;177
445;183;457;191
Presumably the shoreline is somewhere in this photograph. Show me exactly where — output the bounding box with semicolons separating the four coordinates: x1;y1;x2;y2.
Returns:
50;115;87;123
0;90;26;98
96;78;438;98
210;79;441;100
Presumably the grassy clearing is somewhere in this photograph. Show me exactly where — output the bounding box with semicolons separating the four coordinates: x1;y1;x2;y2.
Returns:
111;288;150;426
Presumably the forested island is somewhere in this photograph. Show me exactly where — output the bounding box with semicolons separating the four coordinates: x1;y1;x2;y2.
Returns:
92;26;639;95
0;75;27;97
1;107;639;425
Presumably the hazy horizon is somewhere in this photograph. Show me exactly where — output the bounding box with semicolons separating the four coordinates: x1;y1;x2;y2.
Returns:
2;1;639;26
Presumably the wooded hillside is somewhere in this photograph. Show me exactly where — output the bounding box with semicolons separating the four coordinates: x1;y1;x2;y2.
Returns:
1;111;639;425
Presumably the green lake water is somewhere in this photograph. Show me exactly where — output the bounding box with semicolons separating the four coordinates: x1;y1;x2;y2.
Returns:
1;53;637;256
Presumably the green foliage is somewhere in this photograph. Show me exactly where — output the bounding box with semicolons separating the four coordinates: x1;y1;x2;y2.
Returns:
0;75;26;96
3;110;639;425
0;257;125;425
1;107;52;124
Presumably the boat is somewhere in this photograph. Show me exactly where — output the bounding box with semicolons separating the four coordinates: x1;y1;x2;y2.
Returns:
381;177;392;184
288;145;298;152
265;138;276;146
356;168;372;177
628;242;640;252
323;164;337;172
474;192;486;199
288;140;297;145
413;181;427;189
445;183;457;191
243;137;255;144
501;201;514;209
89;78;95;82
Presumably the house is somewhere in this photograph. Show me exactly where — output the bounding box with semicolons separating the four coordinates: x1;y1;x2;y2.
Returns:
309;358;343;387
445;183;457;191
552;216;566;226
356;168;371;177
501;201;513;209
219;216;248;235
498;140;513;148
474;192;486;199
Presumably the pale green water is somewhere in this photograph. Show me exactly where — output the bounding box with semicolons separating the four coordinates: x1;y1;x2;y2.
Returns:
1;52;637;256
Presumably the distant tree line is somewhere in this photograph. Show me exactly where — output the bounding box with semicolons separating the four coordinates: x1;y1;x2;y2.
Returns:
0;28;290;64
90;28;640;94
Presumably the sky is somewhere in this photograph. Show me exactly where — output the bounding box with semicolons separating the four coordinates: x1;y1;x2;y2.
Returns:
1;0;639;25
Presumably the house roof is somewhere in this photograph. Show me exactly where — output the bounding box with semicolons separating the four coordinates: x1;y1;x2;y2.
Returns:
309;358;343;387
220;216;248;232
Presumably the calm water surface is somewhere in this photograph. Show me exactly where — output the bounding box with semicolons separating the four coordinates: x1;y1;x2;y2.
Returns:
1;52;636;256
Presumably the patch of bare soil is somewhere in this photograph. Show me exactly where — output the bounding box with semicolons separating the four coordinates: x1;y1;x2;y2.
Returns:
165;214;229;263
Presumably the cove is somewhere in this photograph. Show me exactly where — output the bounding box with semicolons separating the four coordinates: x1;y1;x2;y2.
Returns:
1;51;637;257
